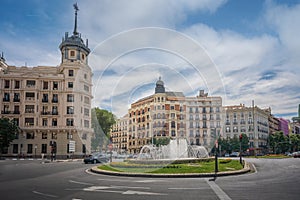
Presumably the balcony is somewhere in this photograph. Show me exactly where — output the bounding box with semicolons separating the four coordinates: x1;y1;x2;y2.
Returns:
41;111;49;115
3;98;10;102
52;111;58;115
42;99;48;103
52;99;58;103
13;98;20;102
1;111;11;114
13;111;20;114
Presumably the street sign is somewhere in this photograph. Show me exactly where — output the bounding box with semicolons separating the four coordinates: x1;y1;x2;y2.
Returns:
69;140;75;152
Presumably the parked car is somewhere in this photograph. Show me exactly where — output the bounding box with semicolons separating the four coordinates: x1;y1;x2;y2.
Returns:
84;152;109;164
292;151;300;158
230;152;240;157
224;153;230;157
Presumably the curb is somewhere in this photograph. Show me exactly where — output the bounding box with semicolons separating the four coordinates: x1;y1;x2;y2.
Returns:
90;161;252;178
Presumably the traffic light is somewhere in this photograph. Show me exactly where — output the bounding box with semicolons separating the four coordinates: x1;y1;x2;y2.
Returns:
239;134;243;142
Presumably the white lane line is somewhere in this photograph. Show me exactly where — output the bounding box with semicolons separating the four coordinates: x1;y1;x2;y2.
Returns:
69;180;94;185
168;187;208;190
32;190;58;198
206;179;232;200
110;185;150;190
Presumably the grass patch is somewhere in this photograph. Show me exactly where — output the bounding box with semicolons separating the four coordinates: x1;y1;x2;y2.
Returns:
248;154;290;159
97;159;243;174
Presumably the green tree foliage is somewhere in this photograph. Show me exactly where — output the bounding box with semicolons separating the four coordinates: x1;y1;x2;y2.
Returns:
217;133;249;154
290;134;300;152
91;108;116;151
153;137;170;147
0;118;19;153
269;131;300;154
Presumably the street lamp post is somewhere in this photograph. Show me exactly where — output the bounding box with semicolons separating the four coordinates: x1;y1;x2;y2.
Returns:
215;139;218;178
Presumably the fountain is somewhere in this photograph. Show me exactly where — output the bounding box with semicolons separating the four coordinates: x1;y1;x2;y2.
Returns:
137;138;209;160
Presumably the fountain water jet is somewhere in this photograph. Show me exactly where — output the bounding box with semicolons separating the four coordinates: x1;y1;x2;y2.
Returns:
137;138;209;160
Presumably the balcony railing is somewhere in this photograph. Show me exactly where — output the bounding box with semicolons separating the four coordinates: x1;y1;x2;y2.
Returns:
13;98;20;102
3;98;10;102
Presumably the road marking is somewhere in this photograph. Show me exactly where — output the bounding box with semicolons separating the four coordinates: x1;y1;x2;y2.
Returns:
110;185;150;189
168;187;208;190
69;180;94;185
122;190;166;195
206;179;232;200
82;185;166;195
32;190;58;198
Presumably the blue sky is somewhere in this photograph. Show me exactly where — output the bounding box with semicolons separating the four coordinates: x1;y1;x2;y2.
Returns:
1;0;300;119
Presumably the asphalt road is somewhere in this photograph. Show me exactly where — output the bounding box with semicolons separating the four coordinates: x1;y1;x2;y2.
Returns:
0;158;299;200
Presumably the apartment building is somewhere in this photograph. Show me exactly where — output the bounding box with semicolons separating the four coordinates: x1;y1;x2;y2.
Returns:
0;5;93;158
114;77;223;154
223;104;269;154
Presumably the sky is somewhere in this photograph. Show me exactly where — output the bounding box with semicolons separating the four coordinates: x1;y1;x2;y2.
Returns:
0;0;300;120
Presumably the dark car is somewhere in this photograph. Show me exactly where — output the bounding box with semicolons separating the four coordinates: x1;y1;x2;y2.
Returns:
84;152;109;164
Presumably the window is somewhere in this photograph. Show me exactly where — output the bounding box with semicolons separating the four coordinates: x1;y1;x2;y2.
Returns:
3;93;10;101
84;74;87;79
25;92;35;100
84;85;89;92
25;105;34;113
5;80;10;88
82;54;85;60
26;132;34;139
15;80;20;89
67;106;74;114
67;94;74;102
66;118;74;126
171;121;176;128
52;106;58;115
52;118;57;126
84;120;89;128
171;130;176;137
41;144;47;153
53;82;58;90
13;118;19;126
42;132;47;139
84;96;89;104
43;81;48;89
68;82;73;88
67;133;73;139
70;50;75;57
42;119;48;127
26;80;35;87
52;94;58;103
13;93;20;102
69;70;74;77
27;144;33;154
25;118;34;126
42;94;48;102
52;133;57;139
84;108;89;116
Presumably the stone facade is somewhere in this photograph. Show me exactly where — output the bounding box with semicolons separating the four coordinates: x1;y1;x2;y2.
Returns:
112;78;223;154
0;6;93;159
223;104;269;153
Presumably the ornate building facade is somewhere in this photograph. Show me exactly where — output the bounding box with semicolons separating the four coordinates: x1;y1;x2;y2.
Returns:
223;103;269;153
0;5;93;158
112;77;223;154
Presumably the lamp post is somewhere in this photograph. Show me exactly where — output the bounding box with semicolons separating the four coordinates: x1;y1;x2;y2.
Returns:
239;134;243;164
215;139;218;178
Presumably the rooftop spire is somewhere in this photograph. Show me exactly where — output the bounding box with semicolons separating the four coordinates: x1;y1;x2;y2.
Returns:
73;3;79;36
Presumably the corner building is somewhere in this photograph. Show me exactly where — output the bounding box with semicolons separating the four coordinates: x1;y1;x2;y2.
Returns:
127;77;223;154
0;6;93;158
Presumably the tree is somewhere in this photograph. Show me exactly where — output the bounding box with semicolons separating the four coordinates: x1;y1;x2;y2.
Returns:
288;134;300;152
240;133;249;152
269;131;289;154
153;137;170;147
0;118;19;154
91;108;116;151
